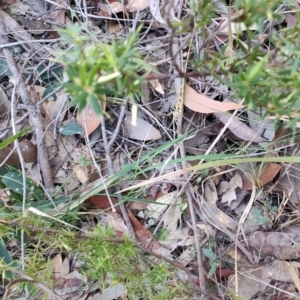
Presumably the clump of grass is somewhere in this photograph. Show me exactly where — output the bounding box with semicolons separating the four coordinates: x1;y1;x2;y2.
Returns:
0;213;196;299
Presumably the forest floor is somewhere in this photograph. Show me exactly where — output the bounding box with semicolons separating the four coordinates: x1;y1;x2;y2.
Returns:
1;0;300;299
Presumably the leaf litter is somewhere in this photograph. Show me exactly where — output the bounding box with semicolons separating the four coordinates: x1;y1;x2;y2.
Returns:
1;0;300;299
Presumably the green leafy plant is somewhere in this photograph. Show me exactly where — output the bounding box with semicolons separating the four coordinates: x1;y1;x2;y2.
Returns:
57;24;150;114
0;215;195;300
189;0;300;126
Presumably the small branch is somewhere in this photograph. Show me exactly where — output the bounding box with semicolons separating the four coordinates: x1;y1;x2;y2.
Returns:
0;10;53;188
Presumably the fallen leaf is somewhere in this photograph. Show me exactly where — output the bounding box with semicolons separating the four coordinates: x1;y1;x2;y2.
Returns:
214;112;265;143
94;283;126;300
0;86;9;116
204;178;218;205
99;2;125;15
247;231;300;260
88;195;157;245
147;191;178;219
72;165;89;184
124;113;161;141
44;89;68;122
50;254;63;279
227;266;270;299
280;165;300;204
126;0;149;11
220;172;243;206
149;0;165;24
77;104;102;137
0;140;37;165
247;109;275;141
163;196;182;231
149;79;164;95
263;260;295;282
286;13;297;28
242;163;281;190
184;84;243;114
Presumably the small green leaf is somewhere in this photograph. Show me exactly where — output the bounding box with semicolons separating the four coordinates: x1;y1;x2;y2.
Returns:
2;172;44;201
43;84;61;100
202;248;217;261
246;55;268;82
59;123;83;135
0;59;11;78
0;239;18;279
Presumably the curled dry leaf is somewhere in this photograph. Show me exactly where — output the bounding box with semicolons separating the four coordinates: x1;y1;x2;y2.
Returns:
126;0;149;11
214;112;265;143
184;84;243;114
123;112;161;141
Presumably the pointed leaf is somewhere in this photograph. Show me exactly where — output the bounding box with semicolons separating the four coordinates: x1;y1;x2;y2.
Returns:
184;84;243;113
77;104;102;137
215;112;265;143
124;113;161;141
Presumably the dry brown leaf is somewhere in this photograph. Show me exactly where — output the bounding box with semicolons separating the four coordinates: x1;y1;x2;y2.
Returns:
88;195;159;246
147;191;178;219
0;86;10;116
72;165;89;184
281;165;300;205
124;113;161;141
220;172;242;206
242;163;281;190
77;104;102;137
214;112;265;143
227;266;270;299
204;204;237;231
50;254;63;280
149;79;164;95
29;85;46;104
218;181;229;195
0;140;37;165
106;21;125;35
286;13;297;28
149;0;165;24
204;178;218;205
163;197;182;231
247;231;300;260
184;84;243;114
44;90;68;122
126;0;149;11
98;212;129;234
99;2;125;15
263;260;295;282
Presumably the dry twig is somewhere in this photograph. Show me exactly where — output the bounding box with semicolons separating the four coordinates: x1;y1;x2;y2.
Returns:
0;10;53;188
